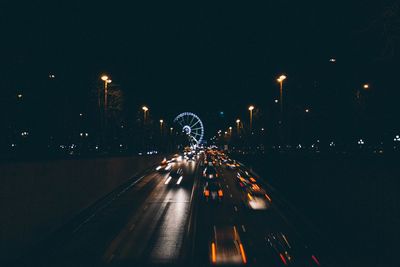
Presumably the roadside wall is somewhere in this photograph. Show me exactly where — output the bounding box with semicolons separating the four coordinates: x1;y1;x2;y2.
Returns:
0;155;164;260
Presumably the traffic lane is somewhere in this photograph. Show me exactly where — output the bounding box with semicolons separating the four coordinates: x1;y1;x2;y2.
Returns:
106;159;199;266
220;165;322;266
34;171;166;266
36;159;197;266
193;166;246;266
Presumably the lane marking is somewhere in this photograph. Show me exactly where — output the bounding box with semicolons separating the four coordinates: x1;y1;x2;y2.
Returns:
241;225;246;232
129;223;136;232
226;185;229;188
234;206;238;212
230;194;233;198
176;176;183;185
165;176;172;184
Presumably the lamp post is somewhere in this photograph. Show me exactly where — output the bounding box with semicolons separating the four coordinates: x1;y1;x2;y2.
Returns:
277;74;287;145
142;106;149;123
101;75;112;124
248;105;254;133
276;75;286;116
159;119;164;134
236;119;241;135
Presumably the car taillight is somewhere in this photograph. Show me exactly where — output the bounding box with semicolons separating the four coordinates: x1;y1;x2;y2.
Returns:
218;190;223;197
216;173;219;177
204;190;210;197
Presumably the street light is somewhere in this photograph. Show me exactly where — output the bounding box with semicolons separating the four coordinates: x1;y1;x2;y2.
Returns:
159;119;164;134
236;119;241;135
248;105;255;132
276;75;287;116
101;75;112;125
142;106;149;122
228;126;232;135
363;83;369;89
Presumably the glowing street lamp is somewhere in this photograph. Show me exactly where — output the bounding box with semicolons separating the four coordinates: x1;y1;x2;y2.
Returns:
236;119;241;134
159;119;164;134
363;83;369;89
276;75;287;115
248;105;255;132
142;106;149;122
101;75;112;124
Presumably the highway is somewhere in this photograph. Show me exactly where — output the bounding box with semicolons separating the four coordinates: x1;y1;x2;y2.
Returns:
26;151;323;266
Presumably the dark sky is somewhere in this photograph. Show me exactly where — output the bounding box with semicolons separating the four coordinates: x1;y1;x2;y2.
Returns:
1;0;399;137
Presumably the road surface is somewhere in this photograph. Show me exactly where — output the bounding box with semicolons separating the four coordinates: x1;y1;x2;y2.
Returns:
23;154;323;266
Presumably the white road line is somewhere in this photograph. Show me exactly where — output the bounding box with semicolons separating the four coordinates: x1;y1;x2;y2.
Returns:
226;185;229;188
165;177;172;184
241;225;246;232
234;206;238;212
230;194;233;198
129;223;136;231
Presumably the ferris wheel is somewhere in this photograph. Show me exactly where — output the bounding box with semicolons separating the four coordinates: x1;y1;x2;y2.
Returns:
173;112;204;145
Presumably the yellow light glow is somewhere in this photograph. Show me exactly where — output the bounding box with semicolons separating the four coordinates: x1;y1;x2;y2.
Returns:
211;242;216;263
239;243;247;264
236;119;240;123
101;75;109;81
142;106;149;111
248;105;254;111
277;74;287;82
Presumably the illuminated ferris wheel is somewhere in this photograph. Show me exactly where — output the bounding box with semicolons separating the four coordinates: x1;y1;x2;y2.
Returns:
173;112;204;145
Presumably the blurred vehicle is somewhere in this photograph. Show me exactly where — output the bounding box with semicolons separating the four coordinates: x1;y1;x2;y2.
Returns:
203;181;223;201
266;232;321;266
156;158;172;172
164;168;184;185
204;155;214;165
242;185;272;210
210;226;247;265
169;154;183;163
226;159;240;169
235;170;257;188
186;152;195;161
203;166;219;179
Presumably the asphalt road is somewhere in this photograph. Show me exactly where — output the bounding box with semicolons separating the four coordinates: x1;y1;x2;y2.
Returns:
23;155;323;267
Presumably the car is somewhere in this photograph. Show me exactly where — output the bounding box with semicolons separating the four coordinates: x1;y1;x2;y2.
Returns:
203;181;223;201
266;232;321;266
164;168;184;185
236;170;257;188
186;152;195;161
226;159;240;169
210;226;247;265
242;185;272;210
204;155;213;165
156;158;172;172
203;166;219;180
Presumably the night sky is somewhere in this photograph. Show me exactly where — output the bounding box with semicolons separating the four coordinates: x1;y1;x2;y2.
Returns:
1;1;399;139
